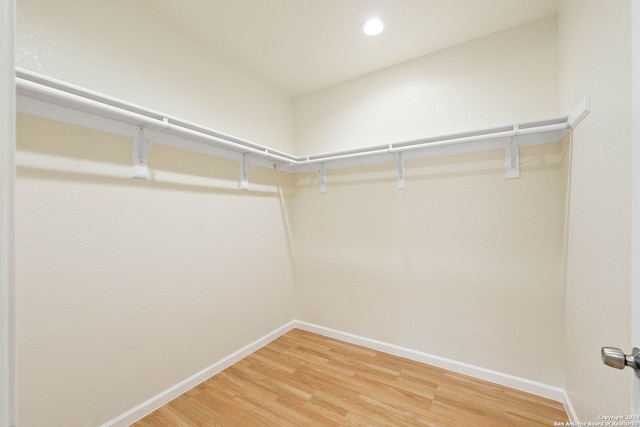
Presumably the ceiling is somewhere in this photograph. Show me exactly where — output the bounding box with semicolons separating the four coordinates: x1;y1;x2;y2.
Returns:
140;0;559;97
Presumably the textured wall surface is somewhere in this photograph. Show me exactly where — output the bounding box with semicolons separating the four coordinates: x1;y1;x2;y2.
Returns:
559;0;632;420
293;16;558;155
292;16;565;387
293;143;566;386
15;115;295;426
16;0;293;152
15;3;297;423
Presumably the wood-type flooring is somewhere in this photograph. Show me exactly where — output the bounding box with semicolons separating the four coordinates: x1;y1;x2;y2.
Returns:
134;329;568;426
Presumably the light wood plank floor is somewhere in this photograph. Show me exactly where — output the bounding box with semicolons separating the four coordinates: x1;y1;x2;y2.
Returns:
134;329;568;426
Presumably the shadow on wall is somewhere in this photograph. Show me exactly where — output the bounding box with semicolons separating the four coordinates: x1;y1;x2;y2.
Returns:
293;142;565;191
16;113;294;197
16;113;297;264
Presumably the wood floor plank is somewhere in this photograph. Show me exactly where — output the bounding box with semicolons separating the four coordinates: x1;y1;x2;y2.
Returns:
133;329;569;426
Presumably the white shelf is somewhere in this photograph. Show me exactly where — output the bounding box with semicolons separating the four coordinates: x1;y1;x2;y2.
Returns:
15;68;590;188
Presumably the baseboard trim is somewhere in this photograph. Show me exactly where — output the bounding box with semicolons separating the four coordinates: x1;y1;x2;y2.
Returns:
562;388;579;423
101;320;297;427
103;319;577;425
293;320;576;416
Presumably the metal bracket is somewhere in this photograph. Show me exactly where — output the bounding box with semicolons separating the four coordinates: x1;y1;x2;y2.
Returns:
505;125;520;179
568;95;591;128
315;162;327;193
240;154;252;191
132;127;152;179
602;347;640;379
393;151;406;189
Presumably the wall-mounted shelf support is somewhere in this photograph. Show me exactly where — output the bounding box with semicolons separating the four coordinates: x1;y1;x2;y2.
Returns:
568;96;591;128
14;69;591;187
315;163;327;193
132;127;152;179
505;125;520;179
393;151;406;189
240;154;253;191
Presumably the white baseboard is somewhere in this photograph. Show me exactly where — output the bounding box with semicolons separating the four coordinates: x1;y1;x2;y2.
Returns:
293;320;576;419
101;320;297;427
103;318;577;425
561;388;579;423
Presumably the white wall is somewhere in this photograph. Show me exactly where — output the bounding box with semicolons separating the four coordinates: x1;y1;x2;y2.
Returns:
293;16;566;386
15;115;295;426
15;1;296;425
16;0;293;152
633;0;640;414
293;145;566;385
293;16;558;155
559;0;632;420
1;0;16;426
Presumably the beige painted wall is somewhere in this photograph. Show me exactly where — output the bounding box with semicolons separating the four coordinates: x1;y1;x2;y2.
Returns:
1;0;16;424
16;2;297;424
15;115;295;426
292;17;565;386
293;16;558;155
16;2;629;423
559;0;632;420
293;145;566;385
16;0;293;152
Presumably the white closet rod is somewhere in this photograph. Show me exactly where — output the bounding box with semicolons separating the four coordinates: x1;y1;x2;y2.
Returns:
15;69;590;181
15;69;297;166
296;122;570;167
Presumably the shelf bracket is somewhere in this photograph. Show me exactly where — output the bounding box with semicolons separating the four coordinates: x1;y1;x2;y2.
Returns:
132;127;152;179
393;152;406;189
315;162;327;193
240;154;251;191
505;125;520;179
568;95;591;128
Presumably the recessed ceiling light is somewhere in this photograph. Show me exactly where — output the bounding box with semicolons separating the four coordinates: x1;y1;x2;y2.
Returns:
361;18;385;36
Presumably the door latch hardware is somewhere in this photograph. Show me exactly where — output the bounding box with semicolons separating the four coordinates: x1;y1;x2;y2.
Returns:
601;347;640;378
